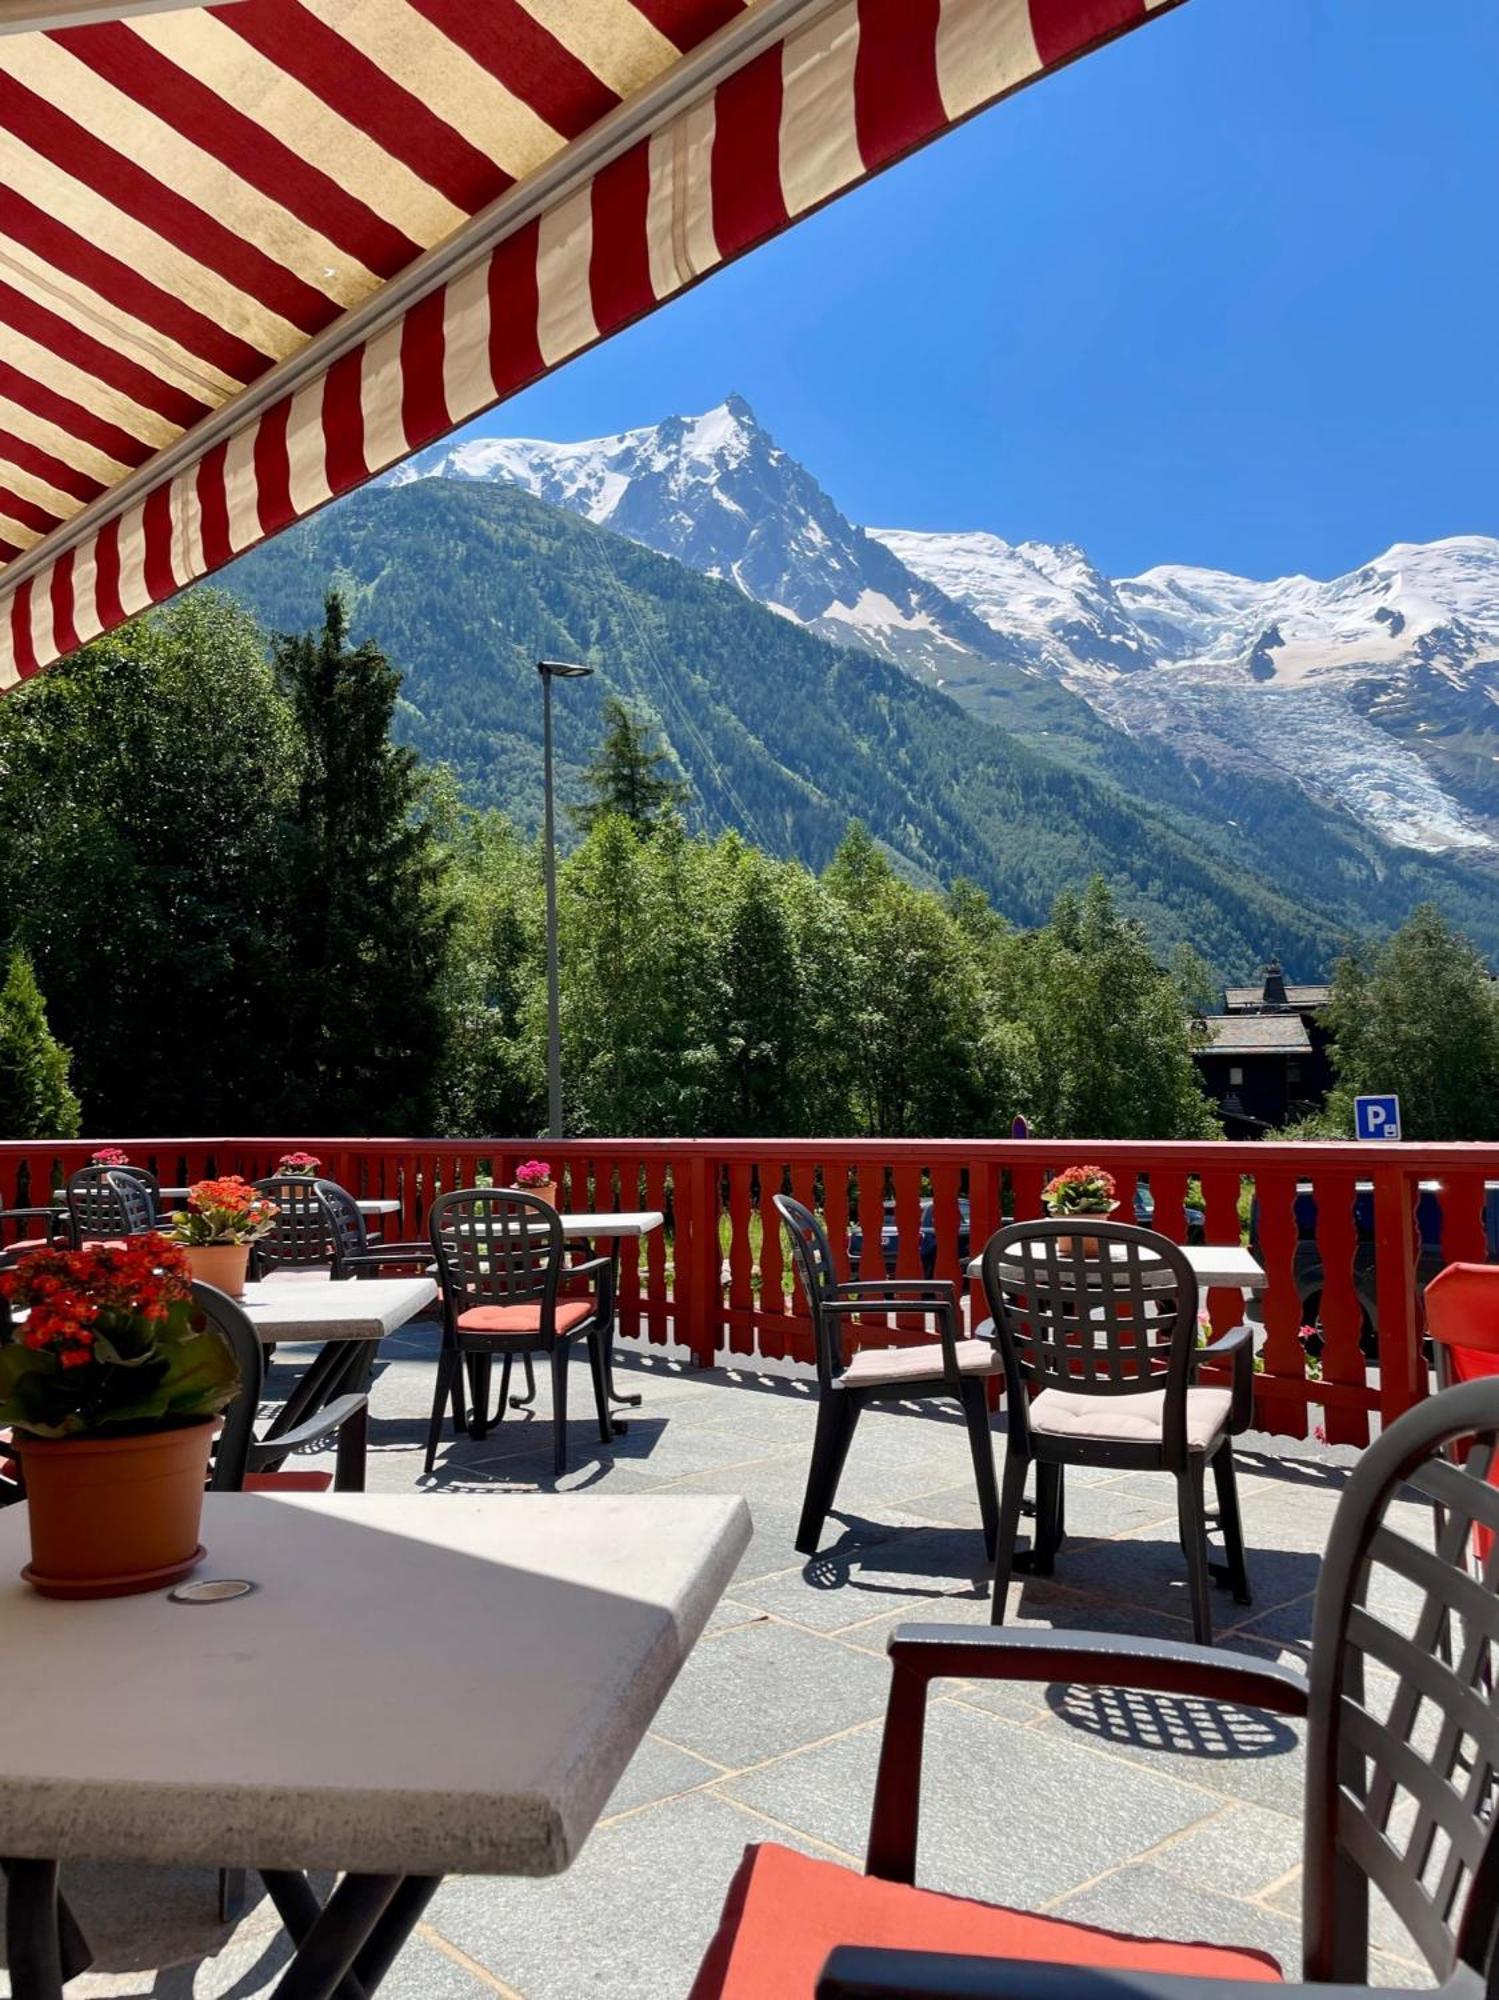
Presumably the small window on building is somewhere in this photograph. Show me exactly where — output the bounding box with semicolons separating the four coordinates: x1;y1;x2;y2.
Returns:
1229;1066;1244;1087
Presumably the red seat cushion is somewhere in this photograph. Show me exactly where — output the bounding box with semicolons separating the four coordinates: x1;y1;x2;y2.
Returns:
243;1470;335;1493
457;1299;594;1335
688;1844;1282;2000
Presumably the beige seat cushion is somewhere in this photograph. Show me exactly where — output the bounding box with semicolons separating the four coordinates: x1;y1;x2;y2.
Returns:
841;1338;1002;1389
1030;1384;1232;1451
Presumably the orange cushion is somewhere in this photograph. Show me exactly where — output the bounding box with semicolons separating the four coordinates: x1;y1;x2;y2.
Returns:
243;1470;335;1493
457;1299;594;1334
688;1844;1282;2000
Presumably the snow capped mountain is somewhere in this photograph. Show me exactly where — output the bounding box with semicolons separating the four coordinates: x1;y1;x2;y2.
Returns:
397;399;1499;855
395;395;1003;685
882;528;1499;852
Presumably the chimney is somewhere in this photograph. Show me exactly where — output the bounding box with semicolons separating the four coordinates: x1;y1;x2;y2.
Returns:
1261;959;1288;1009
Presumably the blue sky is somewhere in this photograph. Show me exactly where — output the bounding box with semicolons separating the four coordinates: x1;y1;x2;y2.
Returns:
480;0;1498;582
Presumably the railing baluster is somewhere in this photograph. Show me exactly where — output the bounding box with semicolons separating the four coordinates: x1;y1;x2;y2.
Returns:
1313;1168;1368;1447
1254;1167;1308;1438
1373;1165;1423;1423
726;1161;755;1357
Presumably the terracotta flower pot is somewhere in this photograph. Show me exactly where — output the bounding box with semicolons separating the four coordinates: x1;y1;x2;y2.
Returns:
181;1242;251;1296
1051;1204;1120;1259
511;1181;558;1210
16;1420;214;1598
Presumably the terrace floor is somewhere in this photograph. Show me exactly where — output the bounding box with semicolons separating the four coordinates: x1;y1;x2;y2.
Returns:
2;1329;1432;1998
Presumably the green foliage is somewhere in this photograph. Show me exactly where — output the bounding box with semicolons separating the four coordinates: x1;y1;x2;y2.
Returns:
998;880;1218;1141
0;1294;239;1440
0;949;81;1140
0;595;300;1132
573;696;687;835
270;593;454;1130
1321;904;1499;1140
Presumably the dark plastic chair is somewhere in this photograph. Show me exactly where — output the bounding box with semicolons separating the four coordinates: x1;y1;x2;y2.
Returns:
250;1175;338;1278
64;1165;156;1248
313;1177;435;1280
980;1217;1253;1642
425;1188;613;1478
194;1280;370;1494
776;1192;1001;1564
690;1377;1499;2000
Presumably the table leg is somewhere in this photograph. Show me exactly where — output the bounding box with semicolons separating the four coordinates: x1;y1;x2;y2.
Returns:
264;1340;348;1440
261;1870;440;1999
507;1353;538;1408
2;1858;85;2000
336;1347;374;1493
601;1240;641;1412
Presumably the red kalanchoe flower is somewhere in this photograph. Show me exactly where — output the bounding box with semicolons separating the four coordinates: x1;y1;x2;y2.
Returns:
90;1146;130;1167
513;1159;553;1188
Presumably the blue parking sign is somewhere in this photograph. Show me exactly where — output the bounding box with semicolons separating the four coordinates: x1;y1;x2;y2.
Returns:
1355;1094;1402;1142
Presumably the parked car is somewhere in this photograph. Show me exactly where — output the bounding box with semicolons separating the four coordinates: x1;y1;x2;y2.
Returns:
847;1199;970;1280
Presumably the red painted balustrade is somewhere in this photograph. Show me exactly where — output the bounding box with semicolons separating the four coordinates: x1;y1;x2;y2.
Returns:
5;1136;1496;1445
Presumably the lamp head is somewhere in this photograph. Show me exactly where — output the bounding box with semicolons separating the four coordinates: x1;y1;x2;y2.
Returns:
537;659;594;679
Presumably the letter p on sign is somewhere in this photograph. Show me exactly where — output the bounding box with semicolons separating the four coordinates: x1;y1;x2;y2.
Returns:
1355;1095;1402;1142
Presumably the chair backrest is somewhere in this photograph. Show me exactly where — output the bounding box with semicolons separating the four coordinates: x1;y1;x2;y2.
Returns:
981;1217;1199;1460
66;1165;155;1243
187;1280;266;1492
1301;1375;1499;1987
774;1193;846;1386
314;1178;370;1267
252;1176;336;1271
428;1187;563;1317
1426;1264;1499;1390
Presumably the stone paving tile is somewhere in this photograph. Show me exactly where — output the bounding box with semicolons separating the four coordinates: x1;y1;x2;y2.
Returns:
718;1698;1222;1910
1046;1863;1301;1970
602;1733;726;1818
425;1790;838;2000
905;1473;1177;1542
1146;1799;1303;1898
650;1616;893;1768
732;1523;991;1632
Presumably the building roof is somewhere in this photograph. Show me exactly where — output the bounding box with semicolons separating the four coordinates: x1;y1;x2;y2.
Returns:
1200;1015;1313;1057
1225;983;1331;1012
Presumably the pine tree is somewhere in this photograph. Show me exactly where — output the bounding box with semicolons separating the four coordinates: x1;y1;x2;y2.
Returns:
572;698;687;835
272;592;453;1130
0;950;81;1140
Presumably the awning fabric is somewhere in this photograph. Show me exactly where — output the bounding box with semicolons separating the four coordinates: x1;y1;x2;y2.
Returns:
0;0;1183;691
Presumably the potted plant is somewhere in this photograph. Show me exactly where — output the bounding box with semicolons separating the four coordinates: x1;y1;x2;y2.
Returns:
509;1158;558;1209
90;1146;131;1168
0;1235;240;1596
168;1176;279;1297
1041;1164;1120;1256
274;1150;323;1178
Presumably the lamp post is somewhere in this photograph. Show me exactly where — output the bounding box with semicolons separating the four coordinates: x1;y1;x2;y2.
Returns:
538;659;594;1139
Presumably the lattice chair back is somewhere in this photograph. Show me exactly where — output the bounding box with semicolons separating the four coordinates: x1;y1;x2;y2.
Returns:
429;1188;563;1320
314;1178;370;1266
66;1165;155;1244
195;1282;268;1491
983;1217;1199;1460
774;1192;845;1385
252;1177;336;1271
1303;1375;1499;1985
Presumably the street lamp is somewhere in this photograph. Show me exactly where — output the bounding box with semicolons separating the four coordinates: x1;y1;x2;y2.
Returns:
537;659;594;1138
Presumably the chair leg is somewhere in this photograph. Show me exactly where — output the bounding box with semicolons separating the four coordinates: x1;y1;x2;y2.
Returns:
1213;1446;1252;1605
498;1353;514;1427
796;1394;859;1555
424;1344;460;1477
550;1344;570;1477
960;1381;1000;1562
218;1866;247;1923
585;1326;614;1444
469;1354;493;1441
989;1445;1029;1624
1032;1463;1063;1576
1177;1459;1214;1645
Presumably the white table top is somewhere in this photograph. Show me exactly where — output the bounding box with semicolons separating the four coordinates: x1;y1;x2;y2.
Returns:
0;1492;749;1876
554;1209;663;1239
966;1241;1265;1291
239;1274;437;1343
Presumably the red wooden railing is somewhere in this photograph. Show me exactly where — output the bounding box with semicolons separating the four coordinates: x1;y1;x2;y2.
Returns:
5;1135;1496;1446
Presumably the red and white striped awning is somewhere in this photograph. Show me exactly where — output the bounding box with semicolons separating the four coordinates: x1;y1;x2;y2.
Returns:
0;0;1183;690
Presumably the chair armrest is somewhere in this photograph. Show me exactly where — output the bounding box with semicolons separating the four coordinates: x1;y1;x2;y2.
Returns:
1195;1322;1256;1432
339;1243;436;1277
865;1624;1306;1885
818;1953;1346;2000
563;1255;612;1283
838;1278;958;1299
245;1393;368;1468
